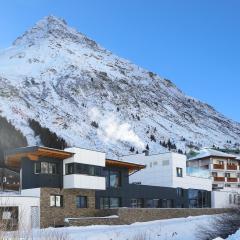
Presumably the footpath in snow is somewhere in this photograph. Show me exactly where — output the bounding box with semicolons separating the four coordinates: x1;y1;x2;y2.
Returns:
28;214;217;240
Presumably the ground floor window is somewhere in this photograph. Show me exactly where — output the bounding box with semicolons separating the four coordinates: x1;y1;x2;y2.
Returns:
188;189;209;208
176;188;184;197
162;199;173;208
50;195;63;207
100;197;121;209
131;198;144;208
76;196;88;208
146;199;160;208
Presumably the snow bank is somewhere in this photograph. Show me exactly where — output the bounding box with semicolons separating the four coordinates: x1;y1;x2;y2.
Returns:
23;215;216;240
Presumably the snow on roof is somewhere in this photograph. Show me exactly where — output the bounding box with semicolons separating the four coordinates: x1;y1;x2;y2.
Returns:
188;148;237;161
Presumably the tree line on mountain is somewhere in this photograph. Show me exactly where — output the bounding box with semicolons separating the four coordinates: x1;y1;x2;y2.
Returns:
0;116;27;168
29;119;68;150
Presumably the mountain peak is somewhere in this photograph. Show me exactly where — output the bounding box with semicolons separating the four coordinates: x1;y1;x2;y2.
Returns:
12;15;98;48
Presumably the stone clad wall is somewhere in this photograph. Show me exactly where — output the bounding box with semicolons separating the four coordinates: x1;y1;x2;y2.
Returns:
67;208;229;226
116;208;228;224
40;188;97;227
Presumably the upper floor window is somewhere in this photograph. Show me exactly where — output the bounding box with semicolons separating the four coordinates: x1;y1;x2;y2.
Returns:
34;162;58;174
65;163;102;177
76;196;88;208
176;167;183;177
105;170;121;188
212;172;217;177
50;195;63;207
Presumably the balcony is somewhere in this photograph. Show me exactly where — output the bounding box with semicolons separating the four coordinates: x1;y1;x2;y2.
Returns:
214;176;225;182
213;164;224;170
227;164;237;170
227;177;238;182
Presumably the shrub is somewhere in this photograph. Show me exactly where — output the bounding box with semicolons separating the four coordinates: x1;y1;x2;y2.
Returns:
91;121;99;128
196;209;240;240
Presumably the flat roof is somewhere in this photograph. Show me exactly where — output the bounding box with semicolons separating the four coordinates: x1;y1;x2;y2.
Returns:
5;146;74;168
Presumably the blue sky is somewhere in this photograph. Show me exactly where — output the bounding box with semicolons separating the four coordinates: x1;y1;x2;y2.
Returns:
1;0;240;121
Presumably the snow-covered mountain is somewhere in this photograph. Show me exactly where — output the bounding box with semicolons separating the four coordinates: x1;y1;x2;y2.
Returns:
0;15;239;157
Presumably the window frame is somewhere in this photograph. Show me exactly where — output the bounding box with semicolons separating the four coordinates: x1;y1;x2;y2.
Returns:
50;195;63;208
76;196;88;208
34;162;58;175
176;167;183;177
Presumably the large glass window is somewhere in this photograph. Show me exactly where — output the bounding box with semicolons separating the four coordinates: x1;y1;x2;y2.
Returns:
34;162;58;174
104;169;121;188
188;189;209;208
100;197;121;209
146;199;159;208
162;199;173;208
109;171;121;188
65;163;102;177
76;196;88;208
100;197;109;209
131;198;144;208
50;195;63;207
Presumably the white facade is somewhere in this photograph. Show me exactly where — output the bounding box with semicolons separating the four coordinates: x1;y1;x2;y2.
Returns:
63;147;106;190
211;190;240;208
122;152;212;191
0;190;40;231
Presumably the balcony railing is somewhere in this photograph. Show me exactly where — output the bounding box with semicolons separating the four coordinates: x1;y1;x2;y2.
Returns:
227;164;237;170
214;176;225;182
227;177;238;182
213;164;224;170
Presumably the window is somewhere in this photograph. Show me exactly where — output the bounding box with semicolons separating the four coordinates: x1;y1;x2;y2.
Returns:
212;172;217;177
225;173;230;178
131;198;144;208
146;199;159;208
188;189;209;208
109;171;121;188
176;167;183;177
162;199;173;208
100;197;109;209
49;163;57;174
65;163;102;177
176;188;184;197
100;197;121;209
50;195;63;207
76;196;87;208
104;169;121;188
110;198;121;208
162;160;169;166
41;162;49;174
34;162;58;174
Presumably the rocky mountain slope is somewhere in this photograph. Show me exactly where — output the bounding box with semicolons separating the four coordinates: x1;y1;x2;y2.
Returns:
0;16;239;157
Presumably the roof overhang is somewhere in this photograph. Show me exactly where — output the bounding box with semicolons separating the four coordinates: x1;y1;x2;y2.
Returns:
5;146;74;168
106;159;145;174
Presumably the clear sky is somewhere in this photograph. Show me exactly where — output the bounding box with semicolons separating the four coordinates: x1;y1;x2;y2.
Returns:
1;0;240;122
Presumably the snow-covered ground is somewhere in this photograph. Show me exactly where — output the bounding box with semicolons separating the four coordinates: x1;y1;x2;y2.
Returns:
9;215;217;240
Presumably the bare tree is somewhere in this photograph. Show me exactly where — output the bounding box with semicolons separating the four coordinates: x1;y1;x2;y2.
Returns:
196;208;240;240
